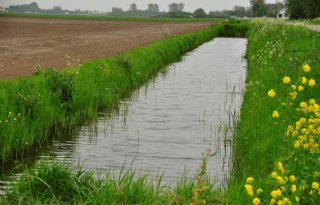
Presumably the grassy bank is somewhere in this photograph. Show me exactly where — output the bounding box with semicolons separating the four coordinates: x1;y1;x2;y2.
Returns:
1;151;224;205
0;23;227;162
226;20;320;204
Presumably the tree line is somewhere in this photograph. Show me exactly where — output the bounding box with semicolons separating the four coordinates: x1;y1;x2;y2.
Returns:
250;0;319;19
3;1;319;19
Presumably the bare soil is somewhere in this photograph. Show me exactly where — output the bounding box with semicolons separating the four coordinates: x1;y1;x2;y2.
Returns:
0;17;213;79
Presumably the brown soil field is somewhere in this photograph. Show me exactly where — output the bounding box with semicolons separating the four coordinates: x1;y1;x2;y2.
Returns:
0;17;213;79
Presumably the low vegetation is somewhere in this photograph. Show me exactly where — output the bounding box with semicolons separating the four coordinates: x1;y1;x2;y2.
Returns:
1;151;224;204
226;19;320;204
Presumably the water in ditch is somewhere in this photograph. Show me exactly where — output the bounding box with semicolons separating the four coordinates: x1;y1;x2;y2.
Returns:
0;38;247;191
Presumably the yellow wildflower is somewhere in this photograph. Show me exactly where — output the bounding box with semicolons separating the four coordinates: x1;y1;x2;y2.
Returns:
270;198;276;205
295;196;300;202
252;197;260;205
301;77;307;84
277;199;284;205
268;89;276;97
245;184;254;197
277;162;284;173
246;177;254;184
303;63;311;72
272;111;279;118
298;85;304;91
291;184;297;192
283;197;290;204
309;79;316;87
300;101;307;108
289;175;296;182
312;182;319;190
283;76;291;84
271;189;282;198
271;171;278;178
309;99;316;105
277;176;285;185
257;188;263;194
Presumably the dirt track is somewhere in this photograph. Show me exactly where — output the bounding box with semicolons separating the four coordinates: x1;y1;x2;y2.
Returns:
0;17;213;79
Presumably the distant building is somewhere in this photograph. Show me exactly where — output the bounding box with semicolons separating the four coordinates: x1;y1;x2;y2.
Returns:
277;8;288;19
0;7;6;12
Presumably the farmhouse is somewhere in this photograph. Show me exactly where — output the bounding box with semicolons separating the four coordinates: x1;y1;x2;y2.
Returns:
277;8;288;19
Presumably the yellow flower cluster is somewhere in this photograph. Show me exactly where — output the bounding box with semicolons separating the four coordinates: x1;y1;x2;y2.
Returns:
245;64;319;204
286;99;320;155
0;112;22;124
244;177;263;204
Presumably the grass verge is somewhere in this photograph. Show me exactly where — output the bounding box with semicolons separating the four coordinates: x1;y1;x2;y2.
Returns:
226;20;320;204
1;151;224;204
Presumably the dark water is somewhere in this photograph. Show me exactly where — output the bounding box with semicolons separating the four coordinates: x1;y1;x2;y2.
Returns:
1;38;247;191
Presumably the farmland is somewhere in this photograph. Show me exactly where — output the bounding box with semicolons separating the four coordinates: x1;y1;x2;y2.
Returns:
0;16;212;79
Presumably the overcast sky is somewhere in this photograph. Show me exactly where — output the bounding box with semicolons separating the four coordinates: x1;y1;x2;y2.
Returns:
1;0;281;12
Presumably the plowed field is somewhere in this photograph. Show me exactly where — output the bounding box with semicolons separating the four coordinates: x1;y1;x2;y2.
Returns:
0;17;213;79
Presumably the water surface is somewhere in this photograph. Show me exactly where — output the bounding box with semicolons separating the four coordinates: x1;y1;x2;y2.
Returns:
1;38;247;189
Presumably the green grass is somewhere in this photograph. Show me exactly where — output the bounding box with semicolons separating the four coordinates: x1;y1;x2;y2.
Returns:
226;20;320;204
1;154;224;204
309;17;320;25
0;12;225;22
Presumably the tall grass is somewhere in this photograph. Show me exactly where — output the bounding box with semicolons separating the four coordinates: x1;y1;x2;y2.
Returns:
226;20;320;204
309;17;320;25
1;152;224;204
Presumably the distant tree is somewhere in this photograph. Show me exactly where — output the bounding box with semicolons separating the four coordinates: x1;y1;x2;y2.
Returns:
8;2;41;13
129;3;137;11
52;6;63;13
286;0;320;19
168;3;184;12
168;3;178;12
154;4;159;13
112;7;123;14
250;0;267;17
233;6;247;17
208;10;233;18
285;0;306;18
147;3;159;13
193;8;206;18
302;0;320;18
178;3;184;11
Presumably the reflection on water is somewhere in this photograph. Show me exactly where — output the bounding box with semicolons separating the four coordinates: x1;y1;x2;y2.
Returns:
1;38;247;190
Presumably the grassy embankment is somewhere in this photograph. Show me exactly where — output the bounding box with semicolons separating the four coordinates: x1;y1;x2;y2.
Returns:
0;21;249;204
226;20;320;204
